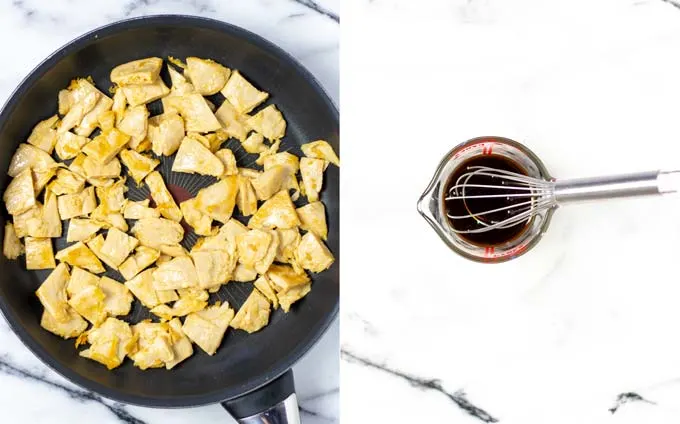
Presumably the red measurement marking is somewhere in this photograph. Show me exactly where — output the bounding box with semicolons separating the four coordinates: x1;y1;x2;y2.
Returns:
484;246;495;257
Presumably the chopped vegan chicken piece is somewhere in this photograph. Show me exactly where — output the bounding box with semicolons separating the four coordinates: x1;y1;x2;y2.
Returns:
236;229;278;274
221;70;269;114
232;263;257;282
241;132;266;154
25;237;56;270
251;165;290;201
118;246;160;280
79;317;133;370
190;249;235;289
122;199;160;220
129;321;175;370
180;197;214;236
101;228;139;267
248;190;301;230
182;302;234;355
145;171;183;222
164;93;221;133
276;228;301;265
131;217;184;249
267;264;310;291
4;169;36;215
172;137;224;177
82;128;130;165
56;241;105;273
68;283;107;325
148;113;185;156
296;232;334;273
300;157;324;202
297;202;328;240
83;155;121;179
27;115;59;153
254;275;279;309
230;288;271;333
117;105;149;149
185;57;231;96
110;57;163;86
125;268;161;308
121;78;171;107
55;131;89;161
277;282;311;313
214;100;249;141
194;177;238;223
119;150;159;185
86;234;120;269
236;175;258;216
48;169;86;195
165;318;194;369
41;307;88;339
35;262;70;321
301;140;340;167
99;276;133;316
152;256;199;290
215;149;238;177
8;143;56;177
151;288;208;319
66;218;103;242
3;222;24;259
57;186;96;219
246;105;286;141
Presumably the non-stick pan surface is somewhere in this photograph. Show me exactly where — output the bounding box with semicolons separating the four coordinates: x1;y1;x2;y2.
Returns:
0;15;339;407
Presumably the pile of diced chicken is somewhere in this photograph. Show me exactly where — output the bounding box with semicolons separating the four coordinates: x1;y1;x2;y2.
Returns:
2;57;339;371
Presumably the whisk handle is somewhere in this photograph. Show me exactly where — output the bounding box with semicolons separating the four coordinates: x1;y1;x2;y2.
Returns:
554;171;663;203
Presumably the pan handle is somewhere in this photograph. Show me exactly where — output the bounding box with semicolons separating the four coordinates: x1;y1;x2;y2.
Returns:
221;369;300;424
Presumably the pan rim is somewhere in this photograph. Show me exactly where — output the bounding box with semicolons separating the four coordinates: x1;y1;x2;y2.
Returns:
0;14;339;408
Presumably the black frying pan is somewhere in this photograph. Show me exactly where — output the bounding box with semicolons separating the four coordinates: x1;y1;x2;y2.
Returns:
0;15;339;422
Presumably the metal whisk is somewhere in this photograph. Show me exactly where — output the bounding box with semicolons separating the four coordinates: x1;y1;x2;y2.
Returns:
446;166;680;234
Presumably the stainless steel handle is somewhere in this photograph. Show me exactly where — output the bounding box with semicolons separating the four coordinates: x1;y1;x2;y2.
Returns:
237;394;301;424
554;171;662;203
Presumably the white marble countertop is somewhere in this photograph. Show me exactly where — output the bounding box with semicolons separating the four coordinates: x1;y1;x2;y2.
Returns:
343;0;680;423
0;1;338;423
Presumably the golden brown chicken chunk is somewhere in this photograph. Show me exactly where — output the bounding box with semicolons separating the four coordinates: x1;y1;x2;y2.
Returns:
236;229;278;274
3;222;23;259
301;140;340;167
236;175;258;217
118;246;160;281
277;282;312;313
152;256;199;290
221;70;269;114
297;202;328;240
121;79;171;107
296;232;334;273
4;169;36;215
144;171;183;222
172;137;224;177
248;190;301;230
251;165;290;201
57;186;96;219
164;93;221;133
27;115;59;154
246;105;286;141
185;57;231;96
214;100;249;142
165;318;194;369
266;264;310;291
117;105;149;150
48;169;86;195
131;217;184;250
300;157;325;202
79;317;134;370
148;113;185;156
55;131;89;161
56;241;105;274
150;288;208;319
190;248;236;290
182;302;235;355
110;58;163;85
129;321;175;370
35;262;70;321
193;177;238;224
253;275;279;309
215;149;238;177
82;128;130;165
122;199;160;220
25;237;56;270
101;228;139;267
230;288;271;334
8;143;56;178
66;218;103;243
40;306;88;339
125;268;161;308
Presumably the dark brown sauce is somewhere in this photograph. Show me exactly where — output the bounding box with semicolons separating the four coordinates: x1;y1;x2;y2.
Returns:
444;155;530;246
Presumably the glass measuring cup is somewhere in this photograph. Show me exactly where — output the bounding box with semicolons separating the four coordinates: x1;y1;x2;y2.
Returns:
417;136;554;263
